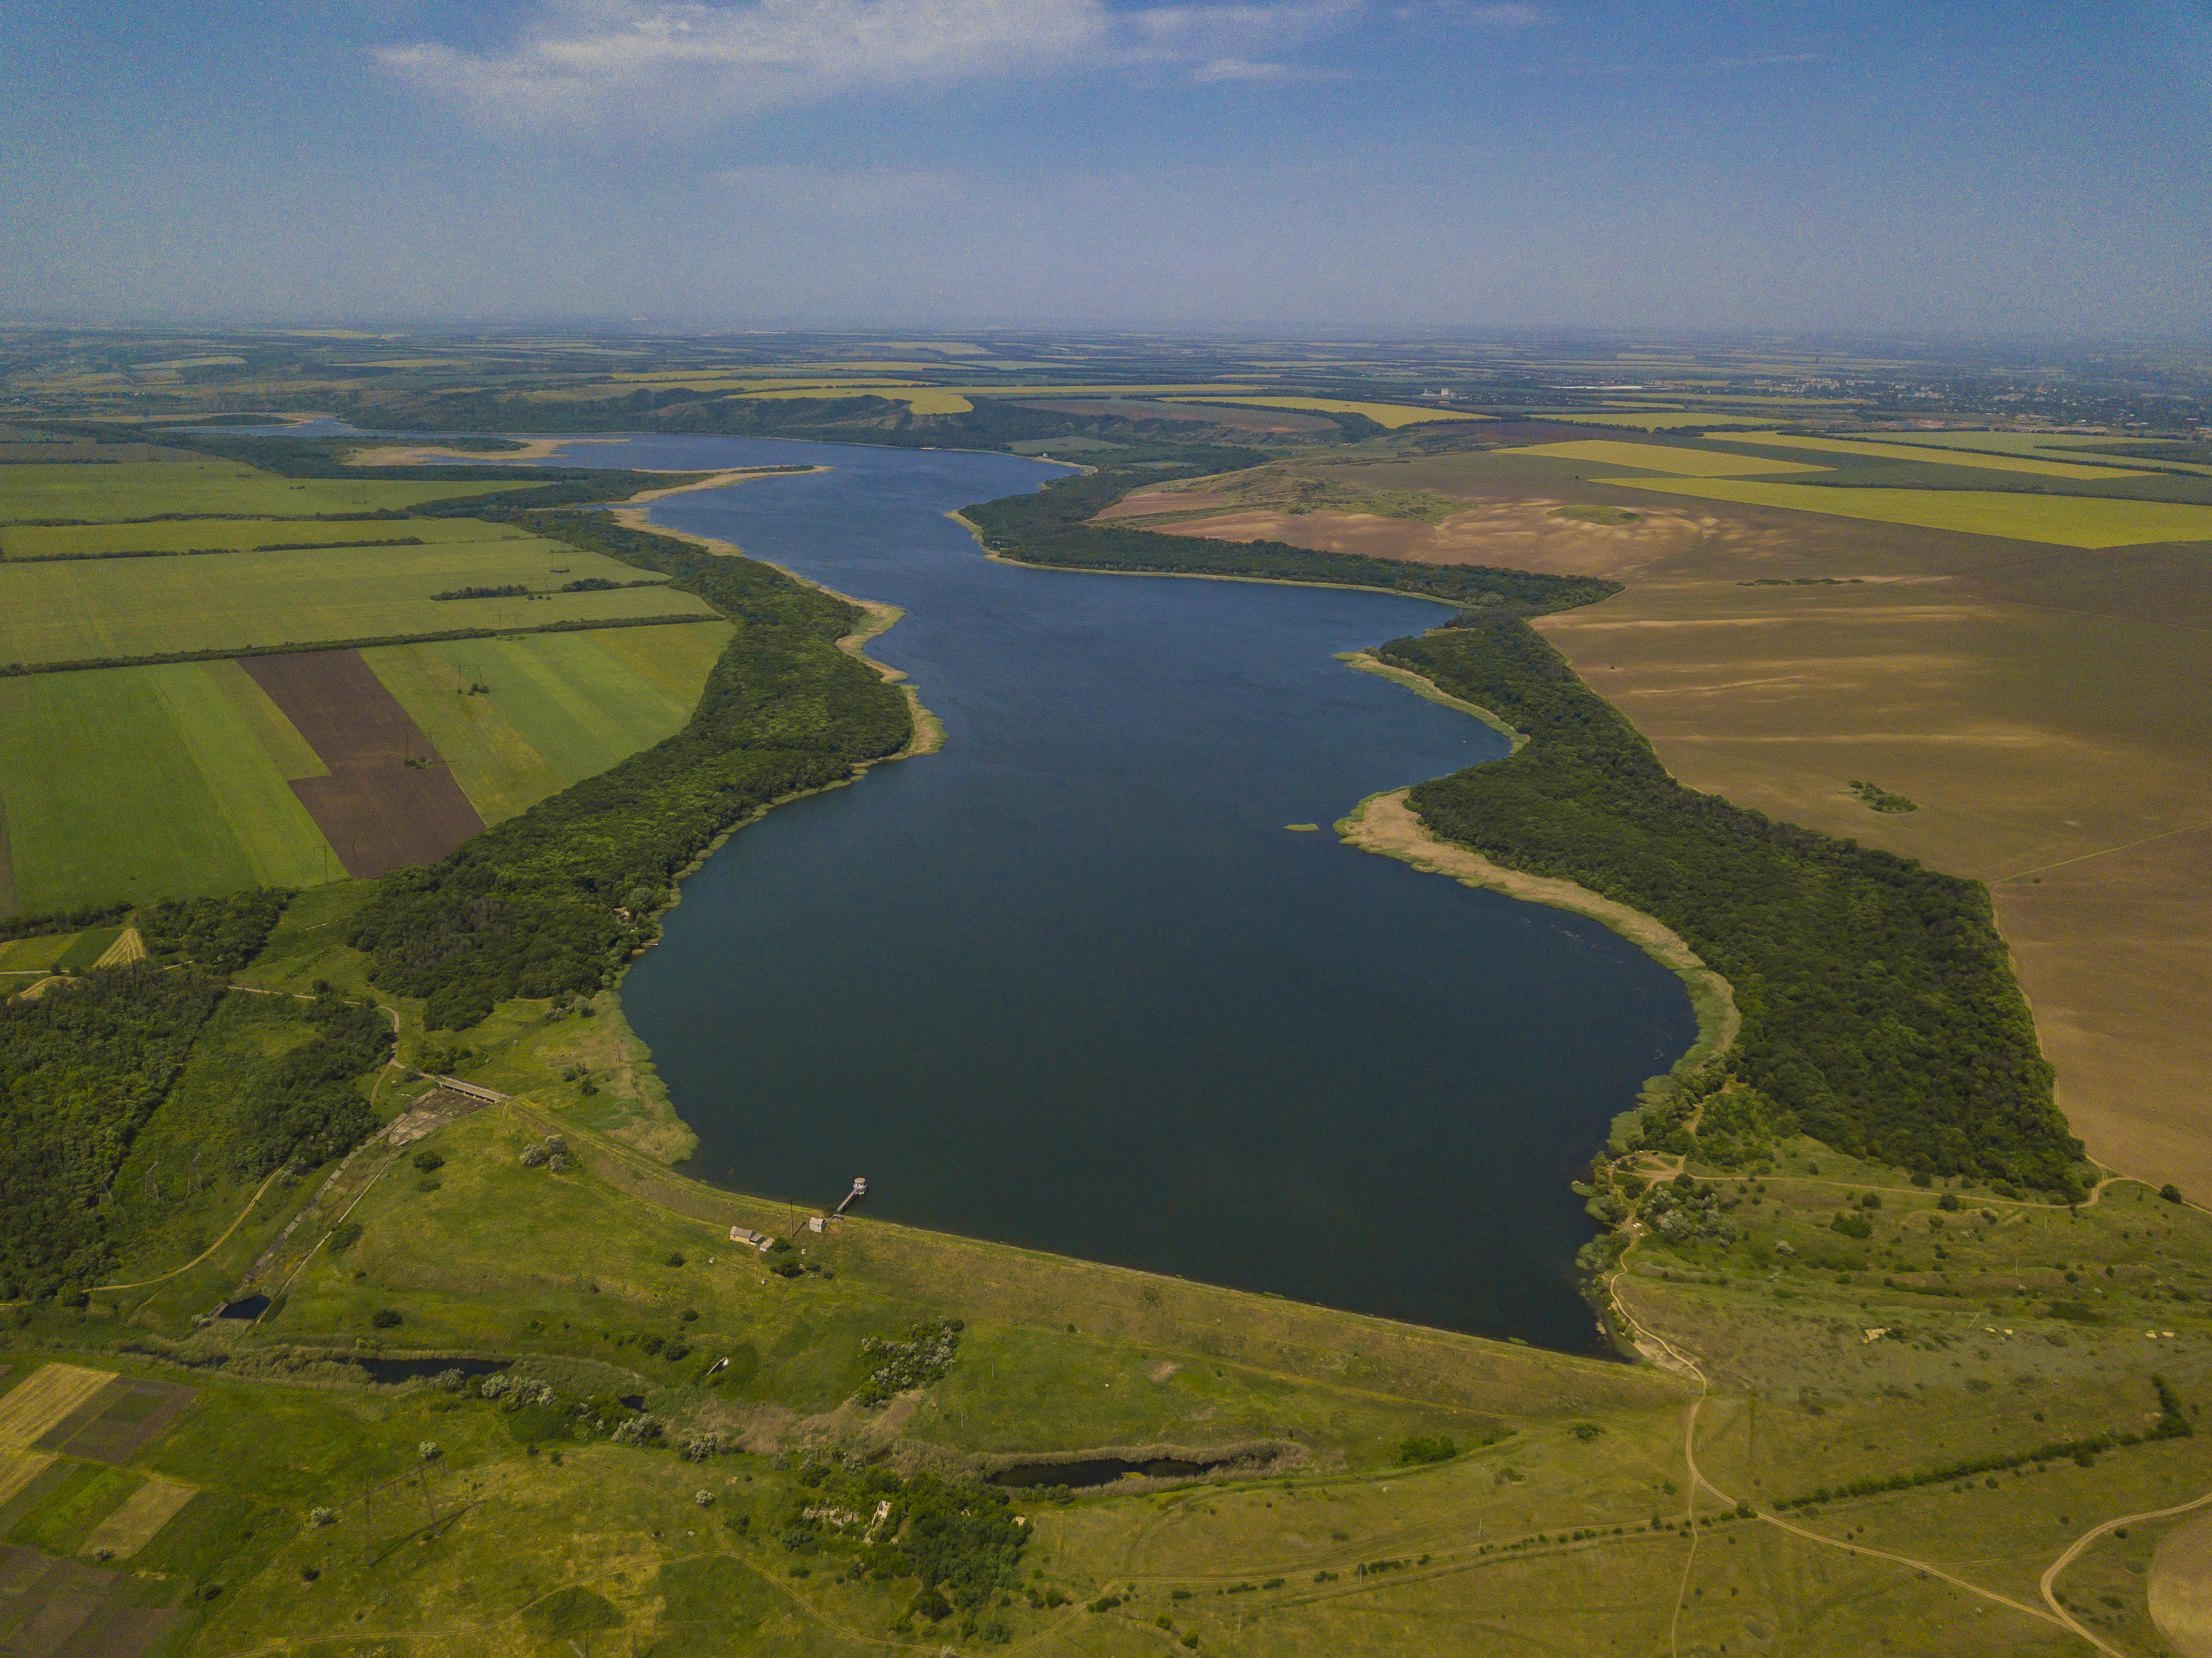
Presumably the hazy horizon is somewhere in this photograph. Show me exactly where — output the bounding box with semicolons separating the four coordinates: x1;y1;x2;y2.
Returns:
7;1;2210;334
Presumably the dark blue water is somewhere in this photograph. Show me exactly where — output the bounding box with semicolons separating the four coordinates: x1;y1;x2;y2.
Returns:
550;435;1693;1350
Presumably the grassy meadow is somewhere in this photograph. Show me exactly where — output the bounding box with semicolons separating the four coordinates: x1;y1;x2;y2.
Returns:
0;460;523;523
0;538;713;668
13;900;2212;1655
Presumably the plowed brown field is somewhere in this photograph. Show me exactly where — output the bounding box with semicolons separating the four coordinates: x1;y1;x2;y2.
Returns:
242;650;485;877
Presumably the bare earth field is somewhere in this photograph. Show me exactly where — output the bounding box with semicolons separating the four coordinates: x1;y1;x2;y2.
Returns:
1141;446;2212;1200
242;649;487;877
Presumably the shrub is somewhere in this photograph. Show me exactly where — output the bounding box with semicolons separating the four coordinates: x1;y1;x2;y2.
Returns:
1831;1214;1873;1240
327;1221;364;1253
412;1149;445;1173
519;1144;549;1168
1397;1435;1458;1465
1938;1192;1960;1211
2163;1184;2185;1204
370;1308;402;1329
913;1588;953;1622
308;1507;336;1527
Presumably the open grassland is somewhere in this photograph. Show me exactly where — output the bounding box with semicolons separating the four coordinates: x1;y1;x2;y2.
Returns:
364;623;733;823
1719;431;2152;480
1503;438;1834;477
0;538;712;668
1162;396;1486;428
0;461;524;523
16;991;2212;1655
0;662;333;914
1589;473;2212;547
0;514;530;560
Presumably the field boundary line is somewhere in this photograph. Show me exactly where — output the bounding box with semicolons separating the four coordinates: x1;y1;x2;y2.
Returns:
1996;818;2212;884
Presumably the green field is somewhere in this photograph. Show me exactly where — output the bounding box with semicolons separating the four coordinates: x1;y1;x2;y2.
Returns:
0;514;532;560
1504;438;1830;477
0;460;528;523
364;623;733;822
1595;473;2212;546
1722;430;2149;479
0;538;715;667
0;627;730;915
0;662;333;913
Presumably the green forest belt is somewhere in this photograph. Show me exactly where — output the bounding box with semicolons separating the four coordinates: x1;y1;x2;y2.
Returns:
957;454;1619;617
345;508;912;1031
964;454;2077;1194
1382;618;2073;1192
0;612;725;678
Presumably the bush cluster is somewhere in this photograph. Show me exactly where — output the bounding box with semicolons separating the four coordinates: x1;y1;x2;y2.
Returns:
855;1319;962;1406
139;889;291;975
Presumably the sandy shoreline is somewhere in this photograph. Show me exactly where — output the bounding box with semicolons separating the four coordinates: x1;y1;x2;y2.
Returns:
611;468;942;761
1338;787;1739;1071
343;436;592;465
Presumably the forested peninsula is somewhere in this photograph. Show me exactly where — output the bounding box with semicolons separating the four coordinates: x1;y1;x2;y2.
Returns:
347;509;912;1028
966;453;2081;1196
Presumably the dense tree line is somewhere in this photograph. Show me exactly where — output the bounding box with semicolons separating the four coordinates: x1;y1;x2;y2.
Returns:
0;611;713;680
0;966;219;1298
1378;618;2078;1192
0;961;391;1298
140;890;290;975
959;453;1621;616
347;511;910;1027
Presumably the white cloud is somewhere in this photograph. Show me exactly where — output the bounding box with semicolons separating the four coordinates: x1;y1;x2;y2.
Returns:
375;0;1365;123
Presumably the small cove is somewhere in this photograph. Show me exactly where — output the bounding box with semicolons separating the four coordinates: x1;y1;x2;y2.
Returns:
549;436;1695;1352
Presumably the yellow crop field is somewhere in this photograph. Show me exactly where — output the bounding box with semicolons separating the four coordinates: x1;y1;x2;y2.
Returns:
1723;431;2149;480
1502;439;1830;477
0;1365;112;1449
1164;397;1487;428
1595;474;2212;547
1870;431;2212;478
1537;411;1788;431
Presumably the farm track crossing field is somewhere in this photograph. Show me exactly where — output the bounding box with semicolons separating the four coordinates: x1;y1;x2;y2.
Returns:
0;514;530;560
242;650;487;878
0;538;714;667
1502;438;1832;477
1719;430;2151;479
1593;473;2212;546
0;461;525;523
364;623;730;823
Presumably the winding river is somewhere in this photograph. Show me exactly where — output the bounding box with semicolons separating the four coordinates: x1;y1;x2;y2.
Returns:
555;435;1693;1352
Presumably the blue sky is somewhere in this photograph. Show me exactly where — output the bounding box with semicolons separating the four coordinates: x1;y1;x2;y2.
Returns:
4;1;2208;332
